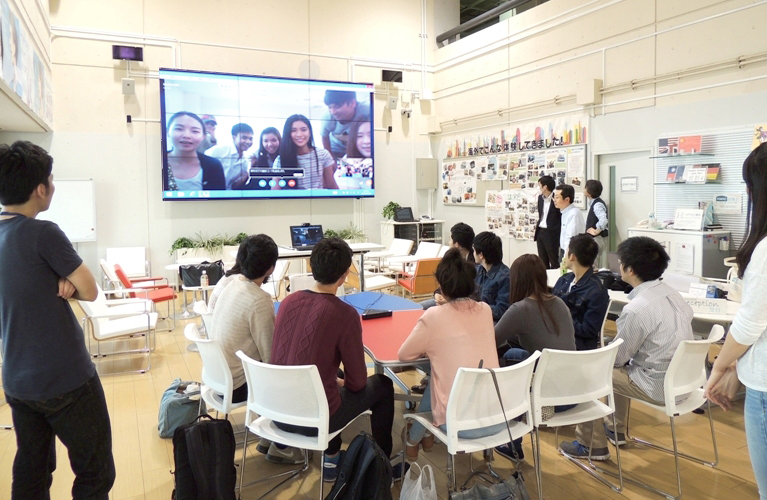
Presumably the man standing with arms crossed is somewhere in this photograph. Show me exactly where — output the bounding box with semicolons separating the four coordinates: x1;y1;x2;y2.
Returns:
0;141;115;499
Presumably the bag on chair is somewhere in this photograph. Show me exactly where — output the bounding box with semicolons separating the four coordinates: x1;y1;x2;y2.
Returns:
172;414;236;500
179;260;225;287
325;431;393;500
448;367;531;500
158;378;206;438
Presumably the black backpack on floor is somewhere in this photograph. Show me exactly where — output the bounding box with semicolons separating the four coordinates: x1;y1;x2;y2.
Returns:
172;414;236;500
325;431;393;500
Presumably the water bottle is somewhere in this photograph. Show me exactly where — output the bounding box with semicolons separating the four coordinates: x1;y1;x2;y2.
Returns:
200;270;209;288
648;212;656;230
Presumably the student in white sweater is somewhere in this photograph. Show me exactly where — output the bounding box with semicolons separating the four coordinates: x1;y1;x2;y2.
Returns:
706;143;767;498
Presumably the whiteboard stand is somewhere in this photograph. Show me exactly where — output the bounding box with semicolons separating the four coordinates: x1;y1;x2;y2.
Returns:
38;179;97;244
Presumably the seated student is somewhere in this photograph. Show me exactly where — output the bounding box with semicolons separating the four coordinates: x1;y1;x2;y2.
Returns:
495;254;576;362
420;222;476;310
270;238;396;482
207;262;241;312
399;248;503;460
210;235;300;464
473;231;510;322
553;234;609;351
559;236;694;460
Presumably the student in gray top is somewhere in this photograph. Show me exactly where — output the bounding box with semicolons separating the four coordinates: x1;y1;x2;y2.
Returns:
495;254;576;362
0;141;115;499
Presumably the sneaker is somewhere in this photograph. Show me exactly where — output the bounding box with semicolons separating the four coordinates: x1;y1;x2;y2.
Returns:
323;452;342;483
559;440;610;461
411;376;429;394
265;443;311;465
495;438;525;462
256;438;272;454
603;423;627;446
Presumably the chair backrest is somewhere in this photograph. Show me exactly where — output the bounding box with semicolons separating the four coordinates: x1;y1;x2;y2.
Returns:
261;260;290;299
599;300;612;348
290;272;344;296
113;264;134;289
414;241;442;259
236;351;332;446
443;351;541;453
79;287;112;338
185;324;235;409
390;238;415;256
438;245;449;257
531;339;624;424
100;259;120;285
663;324;725;410
346;261;362;291
106;247;148;277
409;258;441;295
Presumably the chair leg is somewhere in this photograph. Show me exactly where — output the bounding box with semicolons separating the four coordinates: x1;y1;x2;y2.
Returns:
535;428;543;500
319;451;325;500
670;416;683;500
238;428;250;495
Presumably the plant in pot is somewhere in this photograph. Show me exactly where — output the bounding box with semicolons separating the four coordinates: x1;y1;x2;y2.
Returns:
382;201;401;220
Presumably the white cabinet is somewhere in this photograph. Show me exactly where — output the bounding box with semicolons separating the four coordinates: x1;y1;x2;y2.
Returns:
626;228;731;279
380;220;445;254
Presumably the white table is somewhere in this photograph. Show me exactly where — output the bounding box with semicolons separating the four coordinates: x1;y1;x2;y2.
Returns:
229;242;385;290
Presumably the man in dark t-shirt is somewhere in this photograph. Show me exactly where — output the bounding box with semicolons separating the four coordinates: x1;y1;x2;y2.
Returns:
271;238;395;483
0;141;115;499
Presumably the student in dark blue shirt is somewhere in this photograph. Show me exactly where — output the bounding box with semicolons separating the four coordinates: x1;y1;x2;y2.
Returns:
473;231;510;322
0;141;115;499
552;234;609;350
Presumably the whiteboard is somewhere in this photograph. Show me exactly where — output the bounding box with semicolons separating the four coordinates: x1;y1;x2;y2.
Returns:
38;179;96;242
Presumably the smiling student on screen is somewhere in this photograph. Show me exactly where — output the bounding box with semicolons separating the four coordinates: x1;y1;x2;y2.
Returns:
273;114;338;190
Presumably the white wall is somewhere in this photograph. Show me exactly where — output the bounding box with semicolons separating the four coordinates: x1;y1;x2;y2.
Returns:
429;0;767;265
0;0;437;276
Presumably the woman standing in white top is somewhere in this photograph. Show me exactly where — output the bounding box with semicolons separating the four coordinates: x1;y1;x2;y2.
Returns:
272;114;338;190
706;142;767;498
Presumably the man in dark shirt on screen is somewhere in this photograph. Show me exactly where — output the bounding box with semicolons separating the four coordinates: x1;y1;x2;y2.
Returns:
0;141;115;499
270;238;396;483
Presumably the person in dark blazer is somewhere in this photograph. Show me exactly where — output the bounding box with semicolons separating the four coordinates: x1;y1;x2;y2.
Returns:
534;175;561;268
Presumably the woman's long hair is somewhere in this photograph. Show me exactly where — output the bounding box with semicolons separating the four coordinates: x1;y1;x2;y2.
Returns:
346;116;370;158
508;254;560;335
278;114;318;168
736;142;767;278
256;127;281;167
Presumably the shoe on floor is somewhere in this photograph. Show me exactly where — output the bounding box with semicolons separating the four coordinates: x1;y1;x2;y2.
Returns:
401;427;420;461
421;431;434;452
265;443;310;465
323;452;343;483
559;440;610;461
256;438;272;454
495;438;525;462
603;423;627;446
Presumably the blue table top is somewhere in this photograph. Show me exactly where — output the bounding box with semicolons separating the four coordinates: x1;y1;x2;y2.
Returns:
274;291;422;314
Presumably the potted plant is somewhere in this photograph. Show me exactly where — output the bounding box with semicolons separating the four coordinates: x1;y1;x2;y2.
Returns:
382;201;401;220
169;232;248;260
323;224;367;243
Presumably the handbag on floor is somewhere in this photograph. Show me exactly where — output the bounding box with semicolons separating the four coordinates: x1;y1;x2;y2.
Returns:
448;367;531;500
158;378;206;438
400;463;437;500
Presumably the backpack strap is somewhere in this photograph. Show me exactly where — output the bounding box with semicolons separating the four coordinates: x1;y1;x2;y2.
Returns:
185;422;212;500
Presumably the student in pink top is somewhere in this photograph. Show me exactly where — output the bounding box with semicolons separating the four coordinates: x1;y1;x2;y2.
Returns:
398;248;503;461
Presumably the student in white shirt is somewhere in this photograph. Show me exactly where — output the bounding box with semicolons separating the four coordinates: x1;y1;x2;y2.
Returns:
554;184;585;260
706;143;767;497
205;123;255;190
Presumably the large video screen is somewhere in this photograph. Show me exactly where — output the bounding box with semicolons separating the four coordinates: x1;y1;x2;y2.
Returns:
159;68;375;200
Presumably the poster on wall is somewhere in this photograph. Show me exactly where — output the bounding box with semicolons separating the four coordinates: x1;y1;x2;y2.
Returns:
754;124;767;150
566;146;585;185
442;160;477;205
484;189;539;241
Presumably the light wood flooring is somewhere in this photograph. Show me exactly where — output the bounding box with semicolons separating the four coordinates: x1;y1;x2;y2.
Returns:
0;299;759;499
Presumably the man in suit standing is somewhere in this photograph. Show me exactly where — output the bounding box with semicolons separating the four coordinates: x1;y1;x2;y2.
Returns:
534;175;561;268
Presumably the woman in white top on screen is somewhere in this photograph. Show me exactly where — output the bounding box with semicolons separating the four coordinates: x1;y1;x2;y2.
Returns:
164;111;225;191
705;142;767;498
272;114;338;190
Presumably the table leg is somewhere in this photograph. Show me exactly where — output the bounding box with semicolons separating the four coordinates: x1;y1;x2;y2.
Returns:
359;253;366;291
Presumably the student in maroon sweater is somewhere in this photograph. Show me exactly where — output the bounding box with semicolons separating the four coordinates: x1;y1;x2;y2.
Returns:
271;238;395;482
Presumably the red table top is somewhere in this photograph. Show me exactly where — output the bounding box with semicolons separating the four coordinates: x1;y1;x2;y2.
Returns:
360;309;424;364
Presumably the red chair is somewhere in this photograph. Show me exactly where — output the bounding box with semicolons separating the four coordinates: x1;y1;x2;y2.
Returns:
114;264;176;330
397;258;440;300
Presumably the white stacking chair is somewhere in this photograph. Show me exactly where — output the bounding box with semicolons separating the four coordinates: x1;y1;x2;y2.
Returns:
530;340;624;499
607;325;725;500
438;245;449;257
261;260;291;300
192;301;214;338
386;241;443;275
404;352;541;493
184;324;246;420
78;289;158;374
347;260;397;293
236;351;370;499
365;238;414;271
599;300;613;348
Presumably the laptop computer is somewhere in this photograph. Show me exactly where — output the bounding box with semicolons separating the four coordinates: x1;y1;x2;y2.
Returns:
290;225;324;251
393;207;417;222
606;252;621;274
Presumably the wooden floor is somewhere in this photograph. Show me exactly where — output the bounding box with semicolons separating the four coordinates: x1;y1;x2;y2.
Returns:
0;299;759;499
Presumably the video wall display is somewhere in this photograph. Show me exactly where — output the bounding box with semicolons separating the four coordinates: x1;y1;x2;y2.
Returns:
159;68;375;200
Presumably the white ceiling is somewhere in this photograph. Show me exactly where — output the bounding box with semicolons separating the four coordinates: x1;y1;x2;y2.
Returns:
0;80;49;133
